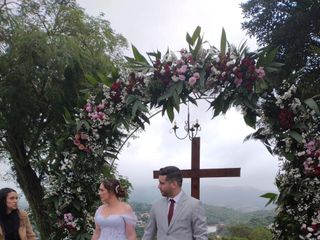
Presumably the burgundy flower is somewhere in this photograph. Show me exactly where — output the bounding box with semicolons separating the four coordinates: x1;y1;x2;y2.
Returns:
111;92;122;102
111;82;121;91
233;68;243;79
278;108;295;130
241;57;255;69
153;59;161;68
164;64;171;78
311;223;319;232
314;166;320;176
245;82;253;91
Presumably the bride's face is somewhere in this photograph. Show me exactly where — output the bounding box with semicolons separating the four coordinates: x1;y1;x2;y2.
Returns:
98;183;112;203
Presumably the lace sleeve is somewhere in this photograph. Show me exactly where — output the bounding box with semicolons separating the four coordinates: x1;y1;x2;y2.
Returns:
122;212;138;226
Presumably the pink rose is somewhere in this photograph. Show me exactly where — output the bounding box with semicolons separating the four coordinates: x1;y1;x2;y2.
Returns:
98;112;106;120
234;77;243;87
178;75;186;81
177;65;188;74
73;139;81;146
90;112;99;120
97;103;105;110
188;76;197;86
85;103;92;113
193;72;200;79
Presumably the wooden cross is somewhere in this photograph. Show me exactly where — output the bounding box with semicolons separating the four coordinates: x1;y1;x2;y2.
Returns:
153;137;241;199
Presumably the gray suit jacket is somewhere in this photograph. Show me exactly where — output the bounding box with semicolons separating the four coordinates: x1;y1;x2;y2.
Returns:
142;191;208;240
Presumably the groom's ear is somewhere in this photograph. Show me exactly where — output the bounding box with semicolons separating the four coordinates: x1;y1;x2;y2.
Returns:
171;180;179;188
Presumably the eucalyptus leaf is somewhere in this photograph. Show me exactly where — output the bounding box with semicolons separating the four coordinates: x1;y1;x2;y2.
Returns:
186;33;193;45
63;108;72;124
265;66;280;73
131;44;149;64
199;69;206;88
289;130;303;143
220;28;227;56
210;94;224;117
269;62;285;67
132;101;139;118
85;74;98;85
243;110;256;129
266;47;279;64
126;94;138;105
166;103;175;122
172;94;180;112
193;36;203;58
260;192;278;206
138;101;148;113
191;26;201;45
188;96;198;106
176;81;184;95
140;113;150;125
304;97;320;114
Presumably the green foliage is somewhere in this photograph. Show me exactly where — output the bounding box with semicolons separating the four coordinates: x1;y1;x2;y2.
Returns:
241;0;320;97
0;0;127;238
260;192;278;206
222;237;247;240
220;28;227;56
223;224;272;240
248;227;273;240
227;224;256;238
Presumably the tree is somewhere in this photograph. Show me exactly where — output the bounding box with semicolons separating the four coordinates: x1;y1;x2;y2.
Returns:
0;0;126;238
241;0;320;96
248;227;272;240
227;224;252;239
221;224;272;240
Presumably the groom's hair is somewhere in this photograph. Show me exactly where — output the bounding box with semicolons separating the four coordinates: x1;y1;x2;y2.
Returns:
159;166;183;187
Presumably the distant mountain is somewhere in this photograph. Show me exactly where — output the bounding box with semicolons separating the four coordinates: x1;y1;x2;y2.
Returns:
129;184;277;212
131;201;275;227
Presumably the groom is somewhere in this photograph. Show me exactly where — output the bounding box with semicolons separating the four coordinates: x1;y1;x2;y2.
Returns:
142;166;208;240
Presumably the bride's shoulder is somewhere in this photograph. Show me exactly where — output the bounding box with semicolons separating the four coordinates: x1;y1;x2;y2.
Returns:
120;202;134;213
96;204;108;212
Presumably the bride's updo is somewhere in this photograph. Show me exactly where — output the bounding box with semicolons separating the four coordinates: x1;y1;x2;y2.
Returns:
101;179;126;198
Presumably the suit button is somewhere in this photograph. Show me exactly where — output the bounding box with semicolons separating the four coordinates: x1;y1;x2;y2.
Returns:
166;233;170;236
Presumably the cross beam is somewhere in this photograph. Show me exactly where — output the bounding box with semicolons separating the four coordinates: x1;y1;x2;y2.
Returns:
153;137;241;199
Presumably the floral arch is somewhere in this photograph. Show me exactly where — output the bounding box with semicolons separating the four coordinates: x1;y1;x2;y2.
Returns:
46;27;320;239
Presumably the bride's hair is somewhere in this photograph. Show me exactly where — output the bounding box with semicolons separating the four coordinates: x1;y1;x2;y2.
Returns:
101;179;126;198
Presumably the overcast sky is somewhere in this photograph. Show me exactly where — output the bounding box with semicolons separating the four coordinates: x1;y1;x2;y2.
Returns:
75;0;279;192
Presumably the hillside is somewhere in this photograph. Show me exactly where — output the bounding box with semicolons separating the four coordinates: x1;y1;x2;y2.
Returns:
131;201;274;226
129;184;277;212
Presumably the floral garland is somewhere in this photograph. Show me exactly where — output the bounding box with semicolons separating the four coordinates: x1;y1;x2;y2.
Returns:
45;27;319;239
257;82;320;239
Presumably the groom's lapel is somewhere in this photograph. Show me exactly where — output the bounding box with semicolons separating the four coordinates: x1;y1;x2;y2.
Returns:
160;198;169;228
168;192;188;229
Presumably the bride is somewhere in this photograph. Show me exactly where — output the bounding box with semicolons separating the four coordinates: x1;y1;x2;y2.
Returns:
91;179;137;240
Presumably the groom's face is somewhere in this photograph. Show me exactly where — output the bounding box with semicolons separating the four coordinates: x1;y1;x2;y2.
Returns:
158;175;174;197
